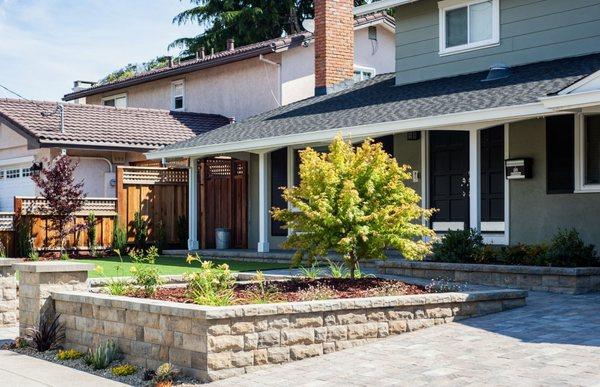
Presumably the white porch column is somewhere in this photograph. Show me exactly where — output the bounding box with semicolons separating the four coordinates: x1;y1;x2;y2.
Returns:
258;152;270;253
469;129;481;232
188;158;199;250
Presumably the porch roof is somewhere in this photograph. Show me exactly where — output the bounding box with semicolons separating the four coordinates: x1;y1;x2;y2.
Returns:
149;53;600;158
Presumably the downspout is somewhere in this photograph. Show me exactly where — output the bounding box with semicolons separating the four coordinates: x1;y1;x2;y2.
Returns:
259;54;282;107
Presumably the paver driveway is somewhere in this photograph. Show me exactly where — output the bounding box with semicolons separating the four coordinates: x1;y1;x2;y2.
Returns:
209;292;600;386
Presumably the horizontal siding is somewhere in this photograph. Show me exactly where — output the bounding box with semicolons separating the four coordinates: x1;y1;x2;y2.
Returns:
395;0;600;85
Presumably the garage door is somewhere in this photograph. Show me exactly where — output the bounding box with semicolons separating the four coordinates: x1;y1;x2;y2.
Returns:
0;164;36;211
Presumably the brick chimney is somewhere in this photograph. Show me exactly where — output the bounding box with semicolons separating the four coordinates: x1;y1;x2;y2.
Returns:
314;0;355;96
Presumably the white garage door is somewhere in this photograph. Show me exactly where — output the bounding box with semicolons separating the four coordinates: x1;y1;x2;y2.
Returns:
0;164;36;211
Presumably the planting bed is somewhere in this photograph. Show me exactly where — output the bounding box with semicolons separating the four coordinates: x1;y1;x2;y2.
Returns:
52;284;527;382
125;278;427;304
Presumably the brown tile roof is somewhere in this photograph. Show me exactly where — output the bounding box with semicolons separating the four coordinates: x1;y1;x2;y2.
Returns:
63;12;395;101
0;98;230;151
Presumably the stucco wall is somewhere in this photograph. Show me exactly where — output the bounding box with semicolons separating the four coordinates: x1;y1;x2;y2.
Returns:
509;118;600;246
354;25;396;75
86;55;281;121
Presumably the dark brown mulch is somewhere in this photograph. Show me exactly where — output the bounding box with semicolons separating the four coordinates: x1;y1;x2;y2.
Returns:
125;278;427;305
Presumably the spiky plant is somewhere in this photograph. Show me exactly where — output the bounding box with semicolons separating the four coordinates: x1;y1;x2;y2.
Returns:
27;314;65;352
84;340;121;370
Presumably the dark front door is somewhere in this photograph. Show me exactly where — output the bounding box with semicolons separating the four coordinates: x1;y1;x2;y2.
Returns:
480;125;505;231
429;131;470;231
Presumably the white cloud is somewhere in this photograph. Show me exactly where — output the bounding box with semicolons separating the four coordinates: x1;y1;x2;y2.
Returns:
0;0;202;101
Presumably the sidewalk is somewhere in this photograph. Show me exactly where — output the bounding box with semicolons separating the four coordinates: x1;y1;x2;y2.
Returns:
0;327;127;387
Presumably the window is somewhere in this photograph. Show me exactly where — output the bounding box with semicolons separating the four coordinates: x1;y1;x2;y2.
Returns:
21;167;33;177
439;0;499;55
102;94;127;108
353;66;375;82
585;116;600;185
546;115;574;194
172;80;185;111
6;169;20;179
270;148;288;236
0;170;4;180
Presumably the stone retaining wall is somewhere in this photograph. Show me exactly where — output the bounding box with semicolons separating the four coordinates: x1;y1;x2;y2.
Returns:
52;288;526;382
0;259;20;326
379;261;600;294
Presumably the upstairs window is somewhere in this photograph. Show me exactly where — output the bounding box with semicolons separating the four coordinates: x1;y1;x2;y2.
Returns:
439;0;499;55
102;93;127;108
172;80;185;111
353;66;376;82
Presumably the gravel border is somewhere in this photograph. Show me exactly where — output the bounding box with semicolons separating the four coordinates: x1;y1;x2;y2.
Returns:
8;346;204;386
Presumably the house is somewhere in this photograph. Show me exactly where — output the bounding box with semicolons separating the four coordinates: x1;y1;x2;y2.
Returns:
62;12;396;121
0;99;229;211
146;0;600;253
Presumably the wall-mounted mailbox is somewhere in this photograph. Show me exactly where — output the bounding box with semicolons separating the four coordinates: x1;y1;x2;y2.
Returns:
505;158;532;180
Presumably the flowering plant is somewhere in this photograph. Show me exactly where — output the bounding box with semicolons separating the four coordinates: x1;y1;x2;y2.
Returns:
184;254;236;306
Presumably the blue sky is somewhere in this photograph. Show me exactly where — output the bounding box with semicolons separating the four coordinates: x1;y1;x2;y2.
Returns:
0;0;201;101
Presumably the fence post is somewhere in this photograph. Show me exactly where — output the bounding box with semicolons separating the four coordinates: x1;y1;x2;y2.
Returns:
14;261;94;337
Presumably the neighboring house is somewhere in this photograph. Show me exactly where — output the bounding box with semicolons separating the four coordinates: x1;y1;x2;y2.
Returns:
147;0;600;253
62;12;396;121
0;99;229;211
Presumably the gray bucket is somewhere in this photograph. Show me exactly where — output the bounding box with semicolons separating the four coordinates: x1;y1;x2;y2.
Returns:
215;228;231;250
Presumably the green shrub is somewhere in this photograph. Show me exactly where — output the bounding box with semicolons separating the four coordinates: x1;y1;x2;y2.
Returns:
15;213;33;258
28;249;40;261
244;271;280;304
111;364;137;376
57;348;84;360
60;253;70;261
86;212;97;256
497;244;547;266
132;211;148;249
84;340;121;370
185;254;235;306
155;220;167;254
431;229;484;263
0;241;6;258
112;217;127;251
545;229;598;267
299;263;323;279
129;246;162;295
153;363;179;385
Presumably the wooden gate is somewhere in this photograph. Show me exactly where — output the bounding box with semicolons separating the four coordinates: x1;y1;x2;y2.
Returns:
200;158;248;249
116;166;188;246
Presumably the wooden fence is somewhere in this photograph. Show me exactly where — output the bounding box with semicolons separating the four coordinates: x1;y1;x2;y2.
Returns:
116;166;188;246
14;197;117;252
0;213;15;257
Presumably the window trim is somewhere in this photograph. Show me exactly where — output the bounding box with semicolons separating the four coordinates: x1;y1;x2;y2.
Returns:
101;93;127;108
171;79;185;111
438;0;500;56
353;65;376;82
575;113;600;193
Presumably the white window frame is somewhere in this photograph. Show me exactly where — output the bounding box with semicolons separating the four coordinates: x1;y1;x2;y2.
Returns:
438;0;500;56
101;93;127;108
171;80;185;111
575;113;600;193
6;169;20;179
353;65;376;82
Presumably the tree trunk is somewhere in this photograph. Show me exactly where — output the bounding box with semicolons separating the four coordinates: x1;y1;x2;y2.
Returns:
349;251;358;279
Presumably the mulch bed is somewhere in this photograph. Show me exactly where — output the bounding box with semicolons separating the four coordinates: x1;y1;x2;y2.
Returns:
125;278;427;305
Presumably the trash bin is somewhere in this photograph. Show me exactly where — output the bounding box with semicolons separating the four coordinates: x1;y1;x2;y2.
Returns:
215;228;231;250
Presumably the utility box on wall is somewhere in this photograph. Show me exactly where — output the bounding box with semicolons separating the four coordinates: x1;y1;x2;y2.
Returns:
505;158;533;180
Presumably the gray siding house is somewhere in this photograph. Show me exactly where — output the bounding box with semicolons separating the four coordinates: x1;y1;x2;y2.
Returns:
148;0;600;253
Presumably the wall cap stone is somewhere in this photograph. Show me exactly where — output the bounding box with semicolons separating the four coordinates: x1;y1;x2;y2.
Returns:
14;261;95;273
0;258;23;267
380;260;600;276
52;288;527;320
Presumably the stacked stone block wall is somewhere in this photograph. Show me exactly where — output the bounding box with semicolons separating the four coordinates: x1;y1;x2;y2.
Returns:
52;289;526;382
379;261;600;294
0;259;19;326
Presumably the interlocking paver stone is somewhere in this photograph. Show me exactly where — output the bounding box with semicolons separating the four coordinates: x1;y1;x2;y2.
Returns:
208;292;600;386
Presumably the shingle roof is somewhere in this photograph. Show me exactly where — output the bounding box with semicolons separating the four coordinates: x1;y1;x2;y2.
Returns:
154;53;600;154
63;12;395;101
0;99;230;150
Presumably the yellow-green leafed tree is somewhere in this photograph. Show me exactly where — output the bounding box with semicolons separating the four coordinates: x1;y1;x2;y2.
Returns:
272;134;435;278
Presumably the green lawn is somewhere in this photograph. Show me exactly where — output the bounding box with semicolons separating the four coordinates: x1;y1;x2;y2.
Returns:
73;255;291;278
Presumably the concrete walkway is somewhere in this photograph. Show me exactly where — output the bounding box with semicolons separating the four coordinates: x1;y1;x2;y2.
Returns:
0;350;127;386
209;292;600;386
